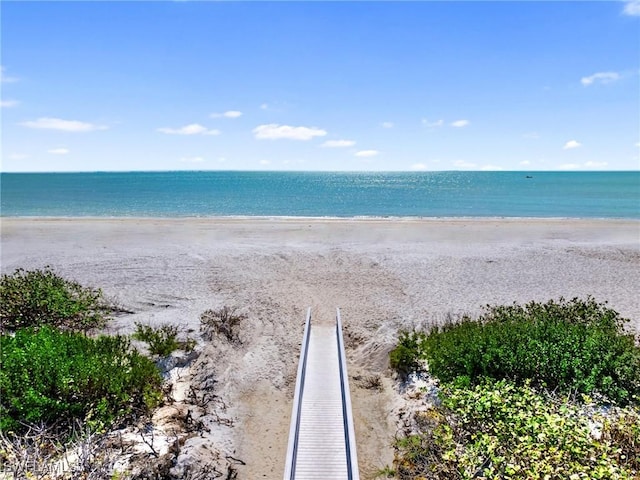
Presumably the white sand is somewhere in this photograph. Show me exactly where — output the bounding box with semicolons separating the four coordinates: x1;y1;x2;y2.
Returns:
2;217;639;478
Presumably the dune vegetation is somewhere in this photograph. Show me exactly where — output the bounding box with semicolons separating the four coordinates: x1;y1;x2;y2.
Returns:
0;268;164;434
388;298;640;479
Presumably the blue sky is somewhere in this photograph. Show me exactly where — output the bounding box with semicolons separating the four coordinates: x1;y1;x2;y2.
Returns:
1;1;639;172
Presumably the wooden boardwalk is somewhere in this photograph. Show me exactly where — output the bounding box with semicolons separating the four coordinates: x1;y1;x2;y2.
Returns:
283;309;360;480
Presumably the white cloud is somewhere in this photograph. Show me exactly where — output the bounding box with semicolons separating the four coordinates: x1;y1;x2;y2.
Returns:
557;163;581;170
355;150;379;158
8;153;28;160
623;0;640;16
211;110;242;119
253;124;327;141
321;139;355;148
559;161;609;170
411;163;428;171
21;117;108;132
584;161;608;168
381;122;394;128
259;159;271;166
0;66;18;83
48;148;69;155
422;119;444;128
519;160;531;166
480;165;504;171
454;160;477;169
157;124;220;135
635;142;640;148
581;72;621;86
523;132;540;139
563;140;582;150
451;119;470;128
1;100;19;108
260;103;269;110
179;156;205;163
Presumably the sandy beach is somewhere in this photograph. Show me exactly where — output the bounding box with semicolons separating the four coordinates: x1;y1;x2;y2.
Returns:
1;217;639;478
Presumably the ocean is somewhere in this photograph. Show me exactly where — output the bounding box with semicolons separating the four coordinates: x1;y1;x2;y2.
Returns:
1;171;638;218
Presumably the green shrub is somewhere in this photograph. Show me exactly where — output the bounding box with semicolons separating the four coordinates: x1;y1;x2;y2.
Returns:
393;380;640;479
389;331;427;378
133;322;195;357
0;327;163;432
0;267;112;332
423;298;640;404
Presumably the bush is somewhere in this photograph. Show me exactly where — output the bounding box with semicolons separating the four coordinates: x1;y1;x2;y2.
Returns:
0;327;163;432
389;331;427;378
393;380;640;479
0;267;112;332
133;322;195;356
423;298;640;404
200;306;246;344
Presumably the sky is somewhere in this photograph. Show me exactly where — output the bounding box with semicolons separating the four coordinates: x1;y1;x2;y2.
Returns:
1;1;639;172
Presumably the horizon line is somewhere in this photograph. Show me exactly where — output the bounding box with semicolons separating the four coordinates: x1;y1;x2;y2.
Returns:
2;169;639;175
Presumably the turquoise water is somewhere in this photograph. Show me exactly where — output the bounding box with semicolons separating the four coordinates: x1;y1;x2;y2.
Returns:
1;171;638;218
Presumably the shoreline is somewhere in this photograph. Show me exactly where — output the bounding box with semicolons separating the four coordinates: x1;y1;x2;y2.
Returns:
3;217;638;253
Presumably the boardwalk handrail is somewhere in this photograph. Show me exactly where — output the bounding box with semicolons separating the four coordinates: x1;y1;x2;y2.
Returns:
336;308;360;480
283;307;312;480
